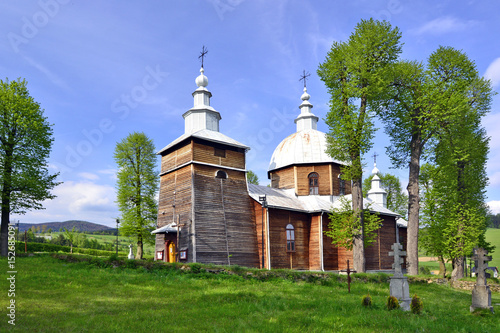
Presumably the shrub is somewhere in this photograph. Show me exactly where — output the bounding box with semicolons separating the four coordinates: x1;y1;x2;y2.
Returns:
362;294;372;307
419;266;431;275
410;294;423;314
387;295;399;310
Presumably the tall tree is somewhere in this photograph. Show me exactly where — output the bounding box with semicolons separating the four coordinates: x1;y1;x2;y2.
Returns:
362;172;408;218
246;170;259;185
0;79;59;257
114;132;158;259
318;19;402;272
372;47;491;275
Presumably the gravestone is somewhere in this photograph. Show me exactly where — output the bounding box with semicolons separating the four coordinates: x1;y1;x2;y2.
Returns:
128;244;135;260
389;243;410;311
470;248;493;313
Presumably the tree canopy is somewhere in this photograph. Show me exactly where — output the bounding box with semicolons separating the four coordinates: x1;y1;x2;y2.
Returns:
318;18;402;272
247;170;259;185
363;172;408;218
114;132;158;259
0;78;59;256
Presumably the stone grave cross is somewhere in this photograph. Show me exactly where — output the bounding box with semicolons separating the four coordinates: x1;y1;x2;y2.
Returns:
389;243;410;311
389;243;406;277
472;247;492;286
470;247;494;313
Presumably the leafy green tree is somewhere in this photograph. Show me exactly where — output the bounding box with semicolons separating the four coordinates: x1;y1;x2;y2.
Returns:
246;170;259;185
0;79;59;256
362;172;408;218
487;214;500;229
372;47;491;275
325;197;382;250
318;19;402;272
63;227;77;253
114;132;158;259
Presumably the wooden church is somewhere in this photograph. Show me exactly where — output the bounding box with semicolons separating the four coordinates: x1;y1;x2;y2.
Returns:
153;65;407;271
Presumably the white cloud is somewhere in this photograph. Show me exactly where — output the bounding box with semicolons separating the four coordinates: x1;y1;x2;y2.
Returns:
484;57;500;88
487;200;500;214
414;16;478;35
78;172;99;181
13;181;118;227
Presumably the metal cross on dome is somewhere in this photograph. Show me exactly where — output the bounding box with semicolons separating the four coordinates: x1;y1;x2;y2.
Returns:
199;45;208;68
299;70;311;88
372;152;379;164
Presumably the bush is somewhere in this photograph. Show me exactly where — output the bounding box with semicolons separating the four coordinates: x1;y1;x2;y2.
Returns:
362;294;372;307
410;294;423;314
419;266;431;275
15;241;127;257
387;296;399;310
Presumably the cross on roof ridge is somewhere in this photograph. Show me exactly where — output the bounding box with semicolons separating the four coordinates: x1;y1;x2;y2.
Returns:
299;70;311;88
199;45;208;68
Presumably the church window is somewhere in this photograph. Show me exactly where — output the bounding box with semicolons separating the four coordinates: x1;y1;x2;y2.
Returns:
339;174;346;195
215;170;228;179
286;224;295;252
214;148;226;157
308;172;319;195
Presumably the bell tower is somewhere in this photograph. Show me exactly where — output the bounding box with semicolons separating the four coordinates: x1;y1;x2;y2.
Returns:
154;53;259;267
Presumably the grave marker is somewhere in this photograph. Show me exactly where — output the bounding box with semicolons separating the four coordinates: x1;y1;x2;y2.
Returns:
389;243;410;311
470;248;494;313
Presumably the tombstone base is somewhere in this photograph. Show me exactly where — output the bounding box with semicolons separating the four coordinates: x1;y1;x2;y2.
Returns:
390;276;411;311
470;285;494;313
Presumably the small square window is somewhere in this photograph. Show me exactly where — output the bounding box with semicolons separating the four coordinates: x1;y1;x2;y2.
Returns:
214;148;226;157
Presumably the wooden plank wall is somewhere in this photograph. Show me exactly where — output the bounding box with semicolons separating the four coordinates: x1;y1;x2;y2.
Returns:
322;215;339;270
193;165;259;268
252;200;267;269
295;164;331;196
365;215;397;270
192;141;245;169
270;168;295;189
268;209;310;270
161;141;192;173
155;164;193;260
309;214;322;270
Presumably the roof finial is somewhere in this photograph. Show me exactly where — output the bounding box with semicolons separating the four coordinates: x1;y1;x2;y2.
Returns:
199;45;208;68
299;70;311;88
372;152;378;165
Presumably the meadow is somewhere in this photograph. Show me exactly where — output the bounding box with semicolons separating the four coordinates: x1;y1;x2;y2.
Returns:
1;254;499;332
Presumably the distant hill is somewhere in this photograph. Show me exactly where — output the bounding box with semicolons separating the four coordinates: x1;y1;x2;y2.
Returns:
16;220;114;233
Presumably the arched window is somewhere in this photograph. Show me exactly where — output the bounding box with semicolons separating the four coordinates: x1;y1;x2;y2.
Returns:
286;224;295;252
308;172;319;195
215;170;228;179
339;174;345;195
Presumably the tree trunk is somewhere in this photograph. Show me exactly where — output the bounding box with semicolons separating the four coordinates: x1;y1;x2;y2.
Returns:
351;177;365;273
0;145;13;257
136;240;143;259
407;132;422;275
451;256;465;281
438;256;446;278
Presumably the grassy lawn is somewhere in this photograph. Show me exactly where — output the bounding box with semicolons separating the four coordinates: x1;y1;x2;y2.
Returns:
1;254;499;332
485;228;500;268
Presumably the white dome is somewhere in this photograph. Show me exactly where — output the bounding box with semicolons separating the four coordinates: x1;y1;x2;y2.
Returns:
268;129;343;171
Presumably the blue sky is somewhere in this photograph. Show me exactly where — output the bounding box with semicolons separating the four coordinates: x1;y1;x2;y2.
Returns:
2;0;500;228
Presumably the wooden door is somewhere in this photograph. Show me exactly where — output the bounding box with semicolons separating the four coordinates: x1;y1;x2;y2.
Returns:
168;242;176;263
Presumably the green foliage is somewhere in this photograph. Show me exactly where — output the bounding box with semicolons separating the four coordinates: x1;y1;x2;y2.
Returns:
419;266;431;275
325;197;382;250
318;19;402;272
246;170;259;185
0;78;60;256
410;294;423;314
387;295;399;310
363;172;408;217
114;132;158;259
362;294;372;307
14;241;127;257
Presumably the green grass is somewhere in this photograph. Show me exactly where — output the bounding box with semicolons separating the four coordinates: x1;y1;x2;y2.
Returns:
486;228;500;268
1;254;499;332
